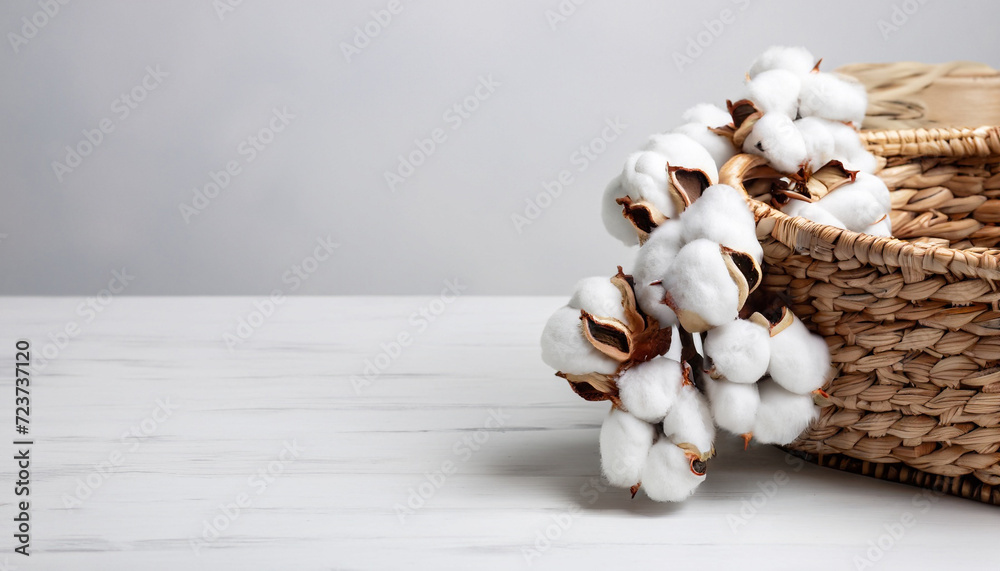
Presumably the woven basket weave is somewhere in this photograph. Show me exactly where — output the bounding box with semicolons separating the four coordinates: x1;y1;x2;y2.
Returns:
719;61;1000;505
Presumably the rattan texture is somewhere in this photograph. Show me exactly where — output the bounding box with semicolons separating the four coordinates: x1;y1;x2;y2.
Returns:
720;125;1000;504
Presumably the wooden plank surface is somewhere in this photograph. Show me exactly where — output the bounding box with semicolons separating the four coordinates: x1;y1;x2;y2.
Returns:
0;296;995;570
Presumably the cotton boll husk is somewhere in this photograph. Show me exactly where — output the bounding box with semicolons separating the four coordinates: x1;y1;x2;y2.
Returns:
599;407;656;487
745;69;802;119
661;239;741;329
643;133;720;184
767;314;831;395
622;151;677;218
781;199;847;229
794;117;835;172
752;379;819;445
617;358;685;423
661;384;716;454
601;175;640;246
704;318;770;384
798;72;868;126
672;122;738;172
568;277;628;324
701;372;760;436
863;216;893;237
816;182;886;231
540;307;620;375
743;113;808;174
748;46;816;79
633;222;683;327
680;184;763;264
682;103;732;127
824;120;878;174
640;439;705;502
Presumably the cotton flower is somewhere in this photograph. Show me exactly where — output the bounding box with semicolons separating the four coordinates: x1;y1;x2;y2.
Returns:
864;216;893;237
703;318;771;385
679;183;763;264
660;239;742;332
599;406;656;488
640;439;706;502
748;46;817;79
540;306;620;375
673;103;739;171
767;311;831;395
616;357;685;423
701;371;760;443
621;150;680;220
751;379;819;445
745;69;802;119
816;177;888;231
781;199;847;229
603;133;720;246
794;116;836;172
798;72;868;127
643;132;721;185
743;113;808;174
824;119;878;173
682;102;732;127
602;175;641;246
851;172;892;215
568;276;628;325
661;382;716;455
632;221;683;327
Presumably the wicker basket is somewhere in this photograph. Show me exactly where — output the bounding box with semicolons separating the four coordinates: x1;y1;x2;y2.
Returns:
719;61;1000;504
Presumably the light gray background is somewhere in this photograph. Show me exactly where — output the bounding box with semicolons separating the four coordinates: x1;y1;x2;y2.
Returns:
2;0;998;295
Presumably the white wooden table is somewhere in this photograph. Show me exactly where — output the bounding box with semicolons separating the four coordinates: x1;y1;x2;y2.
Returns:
1;296;996;570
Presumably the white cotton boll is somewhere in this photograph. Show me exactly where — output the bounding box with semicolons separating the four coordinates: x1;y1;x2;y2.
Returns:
672;122;738;172
640;439;705;502
863;216;893;237
745;69;802;119
622;151;677;219
701;372;760;436
601;175;640;246
633;221;682;327
748;46;816;79
781;199;847;229
798;72;868;127
599;407;656;487
825;120;878;174
816;182;886;232
617;358;685;423
752;379;819;445
643;133;720;184
794;117;835;171
680;184;763;264
842;149;878;175
682;103;732;127
767;313;831;395
704;319;770;384
743;113;808;174
661;384;716;454
540;307;620;375
852;172;891;215
568;277;627;324
661;239;740;329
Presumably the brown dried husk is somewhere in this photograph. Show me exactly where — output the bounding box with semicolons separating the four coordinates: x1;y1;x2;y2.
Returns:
720;65;1000;502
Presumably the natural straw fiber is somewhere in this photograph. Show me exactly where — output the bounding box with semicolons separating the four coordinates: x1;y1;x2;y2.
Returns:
717;62;1000;504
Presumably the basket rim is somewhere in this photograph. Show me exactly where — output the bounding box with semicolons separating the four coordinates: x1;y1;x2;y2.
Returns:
718;132;1000;283
860;125;1000;158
